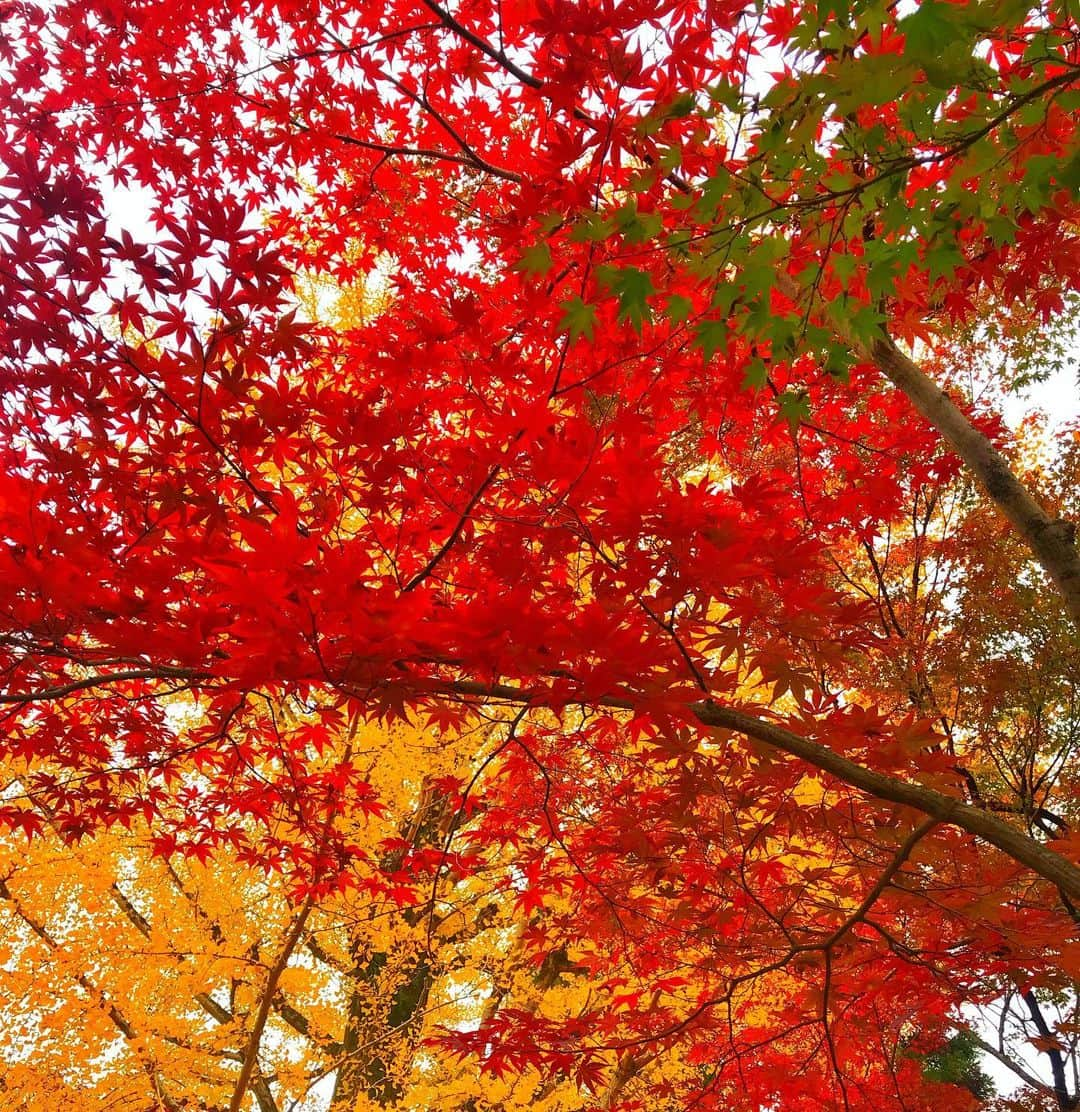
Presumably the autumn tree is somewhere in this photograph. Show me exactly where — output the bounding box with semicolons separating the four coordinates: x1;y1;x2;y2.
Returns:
1;0;1079;1107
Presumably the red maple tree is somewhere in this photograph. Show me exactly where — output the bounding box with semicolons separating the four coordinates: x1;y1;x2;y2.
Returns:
1;0;1079;1106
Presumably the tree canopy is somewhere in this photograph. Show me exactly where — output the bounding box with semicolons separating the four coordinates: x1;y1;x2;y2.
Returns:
0;0;1079;1107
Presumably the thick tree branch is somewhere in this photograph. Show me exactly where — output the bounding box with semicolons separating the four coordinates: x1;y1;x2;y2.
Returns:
441;678;1080;902
871;335;1080;626
773;269;1080;625
110;881;239;1026
691;704;1079;901
5;660;1079;901
5;660;1079;902
0;667;207;704
1023;989;1079;1111
824;817;938;948
27;801;283;1103
328;129;522;183
160;861;340;1053
968;1030;1058;1099
402;460;505;592
419;0;540;89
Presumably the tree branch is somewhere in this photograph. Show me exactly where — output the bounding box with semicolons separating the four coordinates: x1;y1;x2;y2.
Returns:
439;678;1080;902
1023;989;1079;1111
871;335;1080;627
0;667;208;704
968;1030;1057;1099
228;892;316;1112
419;0;540;89
772;269;1080;625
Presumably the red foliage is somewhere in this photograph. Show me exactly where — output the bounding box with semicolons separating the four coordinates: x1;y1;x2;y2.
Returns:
1;0;1078;1104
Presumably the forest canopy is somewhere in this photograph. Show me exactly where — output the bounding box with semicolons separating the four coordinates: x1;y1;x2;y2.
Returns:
0;0;1079;1107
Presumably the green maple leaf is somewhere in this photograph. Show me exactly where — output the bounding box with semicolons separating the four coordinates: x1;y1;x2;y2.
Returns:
901;1;961;62
696;317;730;360
559;297;598;342
741;357;769;391
616;205;663;245
512;242;553;278
665;294;694;324
597;265;655;332
777;390;811;428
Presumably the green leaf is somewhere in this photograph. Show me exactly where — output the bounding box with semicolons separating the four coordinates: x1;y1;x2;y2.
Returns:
864;238;920;301
597;265;655;332
816;0;850;31
839;56;913;107
925;239;964;284
855;0;890;42
849;303;886;347
559;297;598;342
777;390;811;428
696;318;730;360
831;252;859;286
1018;152;1059;213
709;80;743;113
984;212;1018;246
636;91;698;136
741;357;769;390
615;203;663;245
824;343;854;382
696;168;730;216
712;282;742;316
627;168;658;193
657;145;683;171
512;242;553;278
569;213;615;243
665;295;694;325
1059;147;1080;192
803;323;834;351
900;1;961;64
636;113;667;138
667;91;697;118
